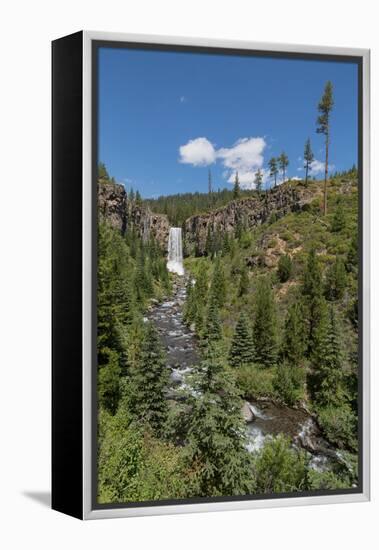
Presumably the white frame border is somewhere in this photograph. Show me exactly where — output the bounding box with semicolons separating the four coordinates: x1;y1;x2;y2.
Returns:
82;31;370;520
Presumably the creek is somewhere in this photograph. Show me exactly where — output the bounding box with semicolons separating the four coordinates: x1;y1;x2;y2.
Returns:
147;227;341;474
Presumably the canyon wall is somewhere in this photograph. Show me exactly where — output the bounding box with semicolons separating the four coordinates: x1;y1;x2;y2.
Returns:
98;181;170;249
183;184;316;255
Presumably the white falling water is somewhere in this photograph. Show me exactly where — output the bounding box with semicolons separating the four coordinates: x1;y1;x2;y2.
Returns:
167;227;184;276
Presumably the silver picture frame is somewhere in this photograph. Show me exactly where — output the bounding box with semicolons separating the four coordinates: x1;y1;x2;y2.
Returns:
53;30;370;520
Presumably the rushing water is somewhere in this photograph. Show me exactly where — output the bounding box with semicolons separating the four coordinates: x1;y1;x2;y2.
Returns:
147;279;198;400
167;227;184;276
151;242;339;472
245;400;340;471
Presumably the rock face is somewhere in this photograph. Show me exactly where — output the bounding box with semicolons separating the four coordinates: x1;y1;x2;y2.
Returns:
184;184;314;256
98;181;128;233
98;181;170;250
130;204;170;249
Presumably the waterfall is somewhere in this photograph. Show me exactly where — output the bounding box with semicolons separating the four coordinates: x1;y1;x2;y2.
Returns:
167;227;184;276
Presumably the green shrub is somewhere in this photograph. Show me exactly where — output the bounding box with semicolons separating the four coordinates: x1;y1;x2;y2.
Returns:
277;254;293;283
273;362;306;406
308;469;350;490
235;364;275;399
239;230;253;249
317;404;358;451
98;407;192;503
252;435;309;494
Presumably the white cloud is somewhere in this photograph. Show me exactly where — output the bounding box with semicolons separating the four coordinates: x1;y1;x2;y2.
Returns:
178;136;267;189
310;159;335;175
217;137;266;187
290;176;302;181
179;96;187;103
179;137;216;166
310;159;325;174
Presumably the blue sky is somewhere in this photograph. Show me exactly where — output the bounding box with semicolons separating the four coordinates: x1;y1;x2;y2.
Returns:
98;47;358;198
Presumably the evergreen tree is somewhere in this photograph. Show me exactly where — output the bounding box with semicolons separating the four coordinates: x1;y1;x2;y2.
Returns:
234;217;244;241
254;169;263;193
129;322;169;435
183;277;196;324
317;81;334;215
98;162;110;181
113;275;135;326
186;346;254;496
281;302;307;365
238;264;249;297
188;263;209;334
222;232;231;255
325;257;347;301
273;361;305;406
278;152;289;184
304;138;314;186
208;169;213;204
331;201;346;232
233;171;241;199
253;279;278;368
346;231;358;272
205;225;213;257
203;294;222;346
210;256;227;307
277;254;293;283
302;248;325;352
135;189;142;205
229;312;255;367
268;157;279;187
310;305;344;407
194;263;209;303
98;347;121;414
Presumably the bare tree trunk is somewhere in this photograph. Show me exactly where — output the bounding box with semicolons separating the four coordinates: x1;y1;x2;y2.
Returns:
305;163;309;186
324;130;329;215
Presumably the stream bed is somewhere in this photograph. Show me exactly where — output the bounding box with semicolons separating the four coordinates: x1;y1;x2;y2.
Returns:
147;277;340;473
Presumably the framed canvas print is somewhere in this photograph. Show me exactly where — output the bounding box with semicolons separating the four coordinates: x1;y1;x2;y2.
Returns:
52;31;370;520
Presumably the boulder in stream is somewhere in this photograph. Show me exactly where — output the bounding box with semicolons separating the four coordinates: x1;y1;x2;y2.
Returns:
242;401;256;423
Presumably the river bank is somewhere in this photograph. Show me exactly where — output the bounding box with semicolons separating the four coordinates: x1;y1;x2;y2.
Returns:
146;273;346;475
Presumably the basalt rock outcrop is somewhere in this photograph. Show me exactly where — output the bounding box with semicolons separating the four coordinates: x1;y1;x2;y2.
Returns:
129;203;170;249
184;184;315;255
98;181;128;233
98;181;170;249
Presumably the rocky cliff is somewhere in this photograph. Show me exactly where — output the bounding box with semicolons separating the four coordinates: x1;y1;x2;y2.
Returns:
98;181;128;233
184;183;317;255
98;181;170;249
129;203;170;249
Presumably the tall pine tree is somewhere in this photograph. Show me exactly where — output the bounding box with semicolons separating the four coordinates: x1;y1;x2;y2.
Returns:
233;171;241;199
203;294;223;346
281;302;307;365
310;305;344;407
278;152;289;184
129;322;169;435
229;312;255;367
302;248;325;353
269;157;279;187
317;81;334;215
254;169;263;193
186;346;254;496
303;138;314;186
253;279;278;368
210;256;227;307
